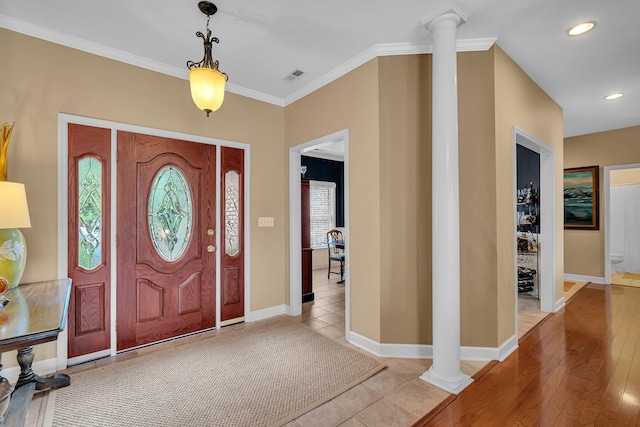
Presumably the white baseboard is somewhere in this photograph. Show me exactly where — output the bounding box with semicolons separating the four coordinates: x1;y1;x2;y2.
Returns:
349;332;433;359
250;308;517;362
246;304;287;322
348;331;386;357
2;358;58;384
348;331;516;362
497;334;519;362
378;342;432;359
564;273;605;284
554;297;566;312
461;334;518;362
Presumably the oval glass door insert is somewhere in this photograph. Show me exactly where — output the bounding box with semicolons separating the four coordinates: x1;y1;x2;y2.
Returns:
148;165;193;261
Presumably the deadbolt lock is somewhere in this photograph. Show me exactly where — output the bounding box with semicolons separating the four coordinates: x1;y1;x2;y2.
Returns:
207;229;214;236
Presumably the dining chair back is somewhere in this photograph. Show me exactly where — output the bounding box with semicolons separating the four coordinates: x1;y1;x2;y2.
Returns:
326;229;345;282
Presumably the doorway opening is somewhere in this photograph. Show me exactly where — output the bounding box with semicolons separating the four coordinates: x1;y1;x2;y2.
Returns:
515;143;542;334
289;129;350;339
604;164;640;287
513;127;557;337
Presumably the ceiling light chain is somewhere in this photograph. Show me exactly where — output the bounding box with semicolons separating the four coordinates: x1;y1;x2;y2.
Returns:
187;14;221;71
186;1;228;117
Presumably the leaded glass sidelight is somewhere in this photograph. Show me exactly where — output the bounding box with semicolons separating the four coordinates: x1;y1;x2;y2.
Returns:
148;166;193;262
225;170;240;256
78;156;103;270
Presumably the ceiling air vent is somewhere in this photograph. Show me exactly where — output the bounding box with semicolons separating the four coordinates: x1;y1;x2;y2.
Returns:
285;69;305;81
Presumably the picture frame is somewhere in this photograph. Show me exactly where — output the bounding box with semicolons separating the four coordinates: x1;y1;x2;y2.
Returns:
564;165;599;230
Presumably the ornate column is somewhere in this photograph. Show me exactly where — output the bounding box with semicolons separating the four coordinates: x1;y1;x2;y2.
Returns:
419;5;473;394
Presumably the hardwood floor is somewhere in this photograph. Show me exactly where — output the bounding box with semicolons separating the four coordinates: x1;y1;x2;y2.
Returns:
517;280;587;338
419;283;640;426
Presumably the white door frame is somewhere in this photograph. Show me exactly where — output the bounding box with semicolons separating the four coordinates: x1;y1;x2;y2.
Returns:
58;113;251;367
603;163;640;284
288;129;350;338
513;127;557;325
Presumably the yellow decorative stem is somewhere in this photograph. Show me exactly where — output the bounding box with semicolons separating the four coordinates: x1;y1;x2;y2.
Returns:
0;122;15;182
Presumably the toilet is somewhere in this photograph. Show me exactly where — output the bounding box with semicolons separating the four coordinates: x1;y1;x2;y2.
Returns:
611;253;624;272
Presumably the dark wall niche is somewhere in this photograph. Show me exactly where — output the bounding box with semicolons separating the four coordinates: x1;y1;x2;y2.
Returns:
516;144;540;233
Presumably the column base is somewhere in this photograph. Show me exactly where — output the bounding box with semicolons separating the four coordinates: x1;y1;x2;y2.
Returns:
420;367;473;395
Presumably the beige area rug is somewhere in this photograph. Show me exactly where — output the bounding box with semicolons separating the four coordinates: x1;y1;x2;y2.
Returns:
623;272;640;280
49;318;384;427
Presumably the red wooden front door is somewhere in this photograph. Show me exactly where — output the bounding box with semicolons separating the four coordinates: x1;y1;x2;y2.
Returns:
116;131;216;350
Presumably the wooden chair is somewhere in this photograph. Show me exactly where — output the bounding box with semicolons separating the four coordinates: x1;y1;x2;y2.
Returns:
326;229;345;283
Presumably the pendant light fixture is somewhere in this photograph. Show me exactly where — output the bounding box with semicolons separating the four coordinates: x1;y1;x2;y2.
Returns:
187;1;228;116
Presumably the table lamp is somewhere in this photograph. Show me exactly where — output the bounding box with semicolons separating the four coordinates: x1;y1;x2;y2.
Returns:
0;181;31;290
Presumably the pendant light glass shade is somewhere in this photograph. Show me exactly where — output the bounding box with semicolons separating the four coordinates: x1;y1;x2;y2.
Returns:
189;68;226;116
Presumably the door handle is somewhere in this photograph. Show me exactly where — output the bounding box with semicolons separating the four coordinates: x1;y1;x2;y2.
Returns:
207;245;216;252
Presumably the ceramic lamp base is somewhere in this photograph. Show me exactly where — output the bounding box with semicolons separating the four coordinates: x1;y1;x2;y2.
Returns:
0;228;27;289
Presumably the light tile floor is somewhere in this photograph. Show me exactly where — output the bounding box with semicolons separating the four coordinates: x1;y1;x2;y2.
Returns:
284;267;486;427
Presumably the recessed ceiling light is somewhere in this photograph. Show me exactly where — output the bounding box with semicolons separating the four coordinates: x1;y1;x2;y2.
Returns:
605;93;624;100
568;21;596;36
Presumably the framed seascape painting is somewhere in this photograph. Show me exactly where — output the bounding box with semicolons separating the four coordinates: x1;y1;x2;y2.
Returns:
564;166;599;230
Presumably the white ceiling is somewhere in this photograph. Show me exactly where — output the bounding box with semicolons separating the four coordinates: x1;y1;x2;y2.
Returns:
1;0;638;138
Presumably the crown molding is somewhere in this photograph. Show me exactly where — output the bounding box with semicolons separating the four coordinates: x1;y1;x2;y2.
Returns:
226;83;285;107
0;14;285;107
0;14;188;80
1;14;495;109
283;37;496;106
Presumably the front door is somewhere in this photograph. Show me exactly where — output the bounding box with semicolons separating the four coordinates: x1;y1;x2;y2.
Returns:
116;131;216;350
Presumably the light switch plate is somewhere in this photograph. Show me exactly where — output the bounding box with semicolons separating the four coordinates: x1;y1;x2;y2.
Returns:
258;217;274;227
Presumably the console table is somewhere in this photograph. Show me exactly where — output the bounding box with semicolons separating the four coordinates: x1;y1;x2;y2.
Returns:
0;278;72;426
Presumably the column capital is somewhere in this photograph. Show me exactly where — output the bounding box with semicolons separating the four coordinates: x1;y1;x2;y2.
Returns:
421;4;467;33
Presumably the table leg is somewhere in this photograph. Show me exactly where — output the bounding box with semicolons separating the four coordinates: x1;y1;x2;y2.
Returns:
0;355;14;423
15;346;70;390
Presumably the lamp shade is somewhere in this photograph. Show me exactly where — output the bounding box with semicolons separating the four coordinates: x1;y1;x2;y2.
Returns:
0;182;31;229
189;68;226;114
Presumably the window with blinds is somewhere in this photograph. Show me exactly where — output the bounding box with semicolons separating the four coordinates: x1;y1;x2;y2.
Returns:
309;180;336;249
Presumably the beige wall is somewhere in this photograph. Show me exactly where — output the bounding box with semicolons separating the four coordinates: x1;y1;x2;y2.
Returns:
378;55;432;344
285;60;383;341
494;46;564;344
1;29;286;363
564;126;640;277
611;167;640;186
457;50;499;347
